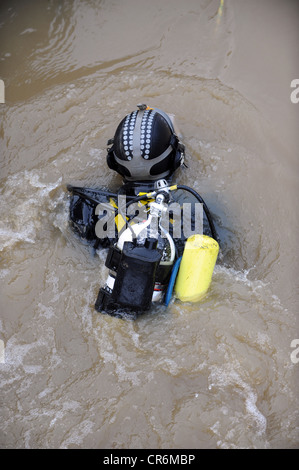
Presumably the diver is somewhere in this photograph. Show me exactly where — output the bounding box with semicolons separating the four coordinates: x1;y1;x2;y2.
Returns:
68;104;220;318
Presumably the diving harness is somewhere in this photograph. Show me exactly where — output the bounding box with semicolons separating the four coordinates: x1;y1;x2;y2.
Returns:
92;179;220;317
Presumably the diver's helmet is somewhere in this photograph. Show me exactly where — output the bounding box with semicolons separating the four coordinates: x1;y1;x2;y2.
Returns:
106;104;185;181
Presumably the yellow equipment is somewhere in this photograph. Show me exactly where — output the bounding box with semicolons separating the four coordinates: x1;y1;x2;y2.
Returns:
175;234;219;302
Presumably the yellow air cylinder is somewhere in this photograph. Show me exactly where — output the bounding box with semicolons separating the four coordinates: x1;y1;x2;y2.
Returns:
175;234;219;302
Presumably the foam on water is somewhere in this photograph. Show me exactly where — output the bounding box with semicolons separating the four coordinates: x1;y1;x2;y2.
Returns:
208;364;267;436
0;170;63;252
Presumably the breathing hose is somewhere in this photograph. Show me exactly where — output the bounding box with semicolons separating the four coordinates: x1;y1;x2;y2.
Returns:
175;185;220;244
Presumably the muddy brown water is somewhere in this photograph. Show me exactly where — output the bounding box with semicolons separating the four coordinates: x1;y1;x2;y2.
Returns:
0;0;298;449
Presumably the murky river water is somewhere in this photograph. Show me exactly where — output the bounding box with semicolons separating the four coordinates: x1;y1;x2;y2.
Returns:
1;0;298;449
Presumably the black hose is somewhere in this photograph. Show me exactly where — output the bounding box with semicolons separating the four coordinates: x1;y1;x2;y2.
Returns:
176;185;220;245
68;185;136;205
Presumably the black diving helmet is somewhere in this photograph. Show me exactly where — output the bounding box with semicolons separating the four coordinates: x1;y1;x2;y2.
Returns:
106;104;185;182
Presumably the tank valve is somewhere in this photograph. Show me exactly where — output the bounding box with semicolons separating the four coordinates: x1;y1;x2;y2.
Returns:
137;103;147;111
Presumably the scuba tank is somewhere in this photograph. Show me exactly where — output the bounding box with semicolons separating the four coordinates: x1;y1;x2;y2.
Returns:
175;234;219;302
95;180;175;316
